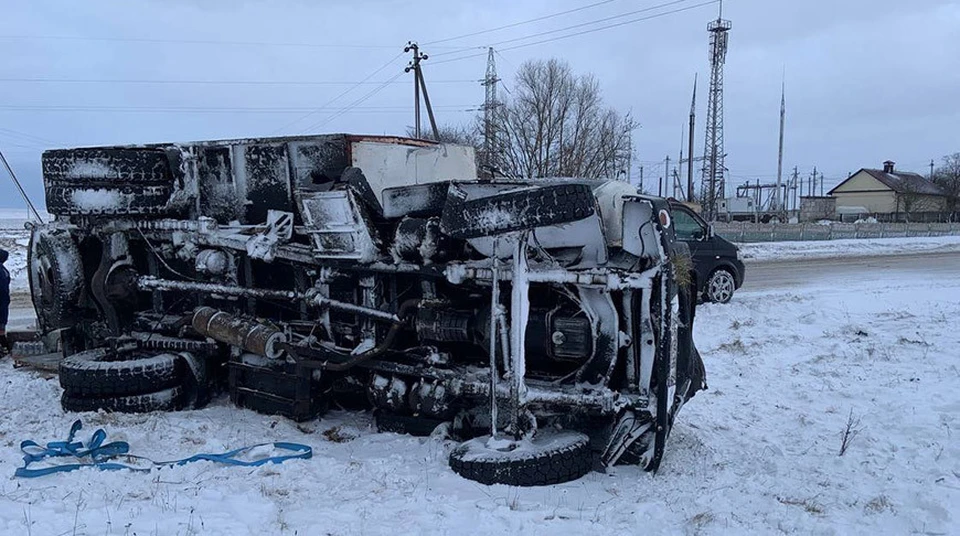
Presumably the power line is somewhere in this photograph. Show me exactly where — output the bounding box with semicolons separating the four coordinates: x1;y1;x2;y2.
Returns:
273;50;406;134
490;0;696;48
303;71;408;133
0;104;476;114
425;0;624;45
499;0;717;52
0;77;476;86
0;127;60;146
429;1;717;66
0;34;472;50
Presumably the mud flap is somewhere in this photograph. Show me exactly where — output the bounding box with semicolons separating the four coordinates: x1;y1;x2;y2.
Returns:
601;411;653;467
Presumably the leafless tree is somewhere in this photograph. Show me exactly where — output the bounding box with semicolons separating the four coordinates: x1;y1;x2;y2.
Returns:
493;59;637;180
897;191;943;220
933;153;960;220
405;124;480;148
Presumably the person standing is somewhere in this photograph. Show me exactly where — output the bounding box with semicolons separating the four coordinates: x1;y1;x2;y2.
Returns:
0;249;10;355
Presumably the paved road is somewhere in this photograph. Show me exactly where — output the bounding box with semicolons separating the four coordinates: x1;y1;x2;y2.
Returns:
742;250;960;291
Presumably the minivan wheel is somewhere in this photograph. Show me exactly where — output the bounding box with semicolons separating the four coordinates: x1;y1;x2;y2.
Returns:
705;269;735;304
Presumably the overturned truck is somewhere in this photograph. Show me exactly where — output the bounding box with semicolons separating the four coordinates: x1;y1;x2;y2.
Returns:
31;134;706;485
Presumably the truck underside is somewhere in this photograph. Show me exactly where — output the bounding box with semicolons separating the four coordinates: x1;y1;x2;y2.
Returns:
30;134;706;485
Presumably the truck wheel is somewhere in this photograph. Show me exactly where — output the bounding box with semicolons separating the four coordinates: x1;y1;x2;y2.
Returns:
441;184;596;239
43;147;177;216
28;228;84;333
705;268;736;304
59;347;185;397
61;386;185;413
449;431;593;486
45;184;173;216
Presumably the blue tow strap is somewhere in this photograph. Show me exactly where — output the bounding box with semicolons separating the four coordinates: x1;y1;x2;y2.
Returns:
15;420;312;478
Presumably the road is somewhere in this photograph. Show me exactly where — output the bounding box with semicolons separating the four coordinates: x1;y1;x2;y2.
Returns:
741;250;960;291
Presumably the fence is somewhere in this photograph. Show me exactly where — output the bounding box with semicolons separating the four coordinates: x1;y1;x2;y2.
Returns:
712;222;960;243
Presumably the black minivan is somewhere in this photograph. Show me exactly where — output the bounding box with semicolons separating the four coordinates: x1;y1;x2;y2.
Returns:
669;201;746;303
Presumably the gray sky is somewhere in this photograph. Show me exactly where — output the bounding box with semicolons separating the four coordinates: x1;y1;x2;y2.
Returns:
1;0;958;209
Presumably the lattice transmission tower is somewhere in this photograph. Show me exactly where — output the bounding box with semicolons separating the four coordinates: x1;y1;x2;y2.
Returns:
480;47;502;176
699;3;732;220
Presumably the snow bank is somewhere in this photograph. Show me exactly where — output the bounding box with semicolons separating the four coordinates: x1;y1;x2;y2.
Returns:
739;235;960;262
0;231;28;290
0;273;957;534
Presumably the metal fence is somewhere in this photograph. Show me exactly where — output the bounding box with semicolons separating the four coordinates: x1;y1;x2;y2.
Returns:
712;222;960;242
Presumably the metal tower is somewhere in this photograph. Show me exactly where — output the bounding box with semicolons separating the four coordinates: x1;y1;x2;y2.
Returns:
700;3;732;220
480;47;502;176
775;78;785;213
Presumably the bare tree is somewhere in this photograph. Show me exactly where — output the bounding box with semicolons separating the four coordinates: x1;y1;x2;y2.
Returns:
494;59;637;180
933;153;960;220
405;124;480;148
896;178;948;221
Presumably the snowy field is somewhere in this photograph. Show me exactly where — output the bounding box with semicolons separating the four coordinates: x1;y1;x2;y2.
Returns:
0;268;957;534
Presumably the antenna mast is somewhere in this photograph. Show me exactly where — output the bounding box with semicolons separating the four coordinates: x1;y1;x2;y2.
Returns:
481;47;502;176
776;75;786;213
699;1;732;220
687;74;697;202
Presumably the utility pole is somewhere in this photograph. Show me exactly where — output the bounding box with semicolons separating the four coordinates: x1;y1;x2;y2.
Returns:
930;159;935;179
639;165;644;194
679;123;684;192
688;74;697;203
791;166;799;211
820;171;824;197
700;1;732;220
0;149;43;221
481;47;502;175
811;166;817;198
404;41;439;141
662;155;670;197
776;76;785;212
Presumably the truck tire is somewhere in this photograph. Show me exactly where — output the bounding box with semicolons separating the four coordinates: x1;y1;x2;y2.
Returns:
441;184;596;239
449;431;593;486
59;347;185;397
42;147;176;216
28;228;84;334
61;386;185;413
45;184;173;216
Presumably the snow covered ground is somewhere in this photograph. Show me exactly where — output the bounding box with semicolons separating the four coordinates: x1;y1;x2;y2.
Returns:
738;235;960;262
0;269;957;535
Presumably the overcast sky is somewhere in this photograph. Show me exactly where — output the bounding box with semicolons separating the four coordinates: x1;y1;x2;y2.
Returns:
1;0;958;210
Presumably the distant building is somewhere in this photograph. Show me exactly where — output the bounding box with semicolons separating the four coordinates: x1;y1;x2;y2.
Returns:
829;161;947;221
799;196;836;222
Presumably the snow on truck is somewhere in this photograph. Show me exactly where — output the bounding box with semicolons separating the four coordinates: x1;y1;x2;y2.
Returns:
29;134;706;485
